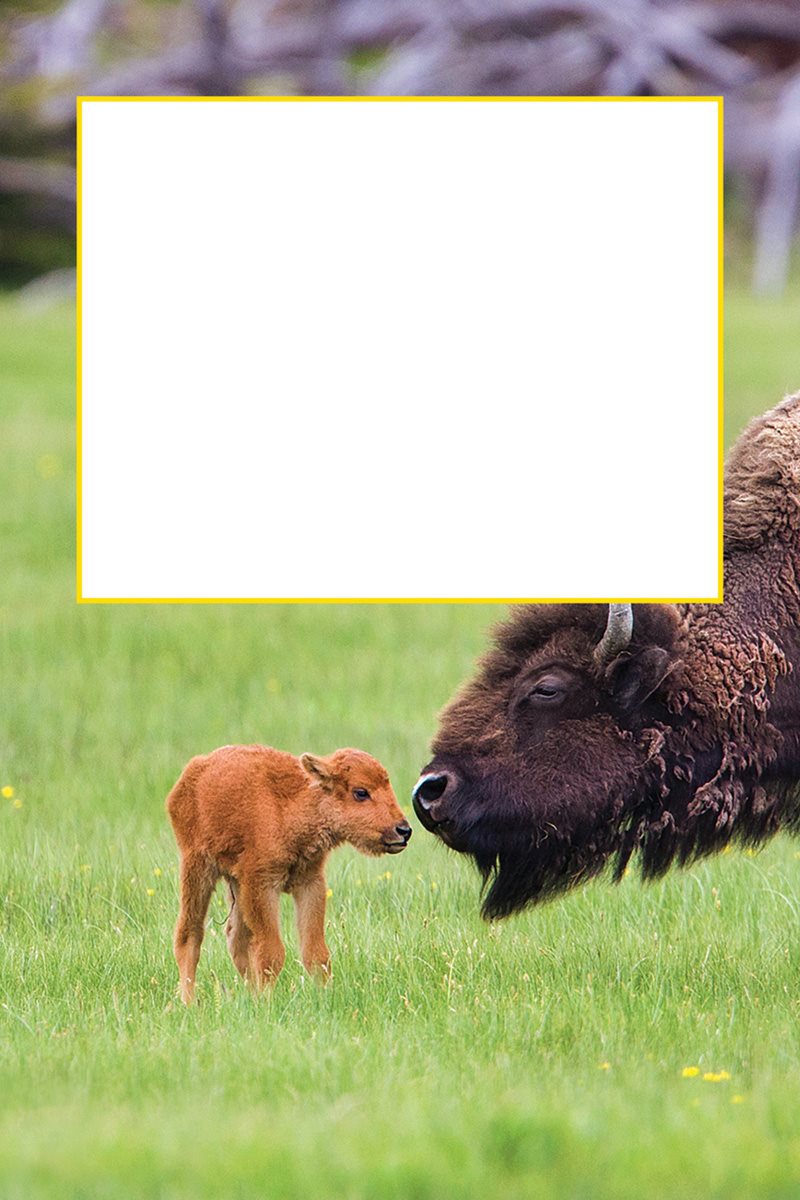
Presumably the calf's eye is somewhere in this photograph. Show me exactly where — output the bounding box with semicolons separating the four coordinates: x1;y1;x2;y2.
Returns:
352;787;370;801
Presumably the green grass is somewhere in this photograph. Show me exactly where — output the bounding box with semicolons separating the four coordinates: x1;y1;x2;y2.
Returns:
725;282;800;444
2;285;800;1199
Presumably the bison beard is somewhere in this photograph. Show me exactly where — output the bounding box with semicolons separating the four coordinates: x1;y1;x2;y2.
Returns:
422;715;655;919
414;394;800;919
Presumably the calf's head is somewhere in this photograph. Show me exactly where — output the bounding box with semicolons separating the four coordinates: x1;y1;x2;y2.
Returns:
301;749;411;856
413;604;682;918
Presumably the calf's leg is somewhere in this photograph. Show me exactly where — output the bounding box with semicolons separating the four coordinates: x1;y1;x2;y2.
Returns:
236;876;285;989
293;874;331;981
174;853;217;1004
224;880;252;979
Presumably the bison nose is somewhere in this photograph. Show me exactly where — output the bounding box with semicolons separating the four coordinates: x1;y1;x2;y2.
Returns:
413;773;450;810
412;772;453;829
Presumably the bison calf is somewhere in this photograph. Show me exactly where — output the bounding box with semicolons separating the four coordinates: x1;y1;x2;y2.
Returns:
166;745;410;1002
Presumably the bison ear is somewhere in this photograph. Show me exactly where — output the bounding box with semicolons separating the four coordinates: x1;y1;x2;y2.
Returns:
300;753;335;791
607;647;673;711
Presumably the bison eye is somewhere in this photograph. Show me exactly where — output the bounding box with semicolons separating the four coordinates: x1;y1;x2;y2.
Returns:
352;787;370;801
511;670;573;715
527;678;566;704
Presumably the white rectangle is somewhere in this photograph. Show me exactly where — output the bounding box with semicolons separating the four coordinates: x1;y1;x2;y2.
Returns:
79;97;721;601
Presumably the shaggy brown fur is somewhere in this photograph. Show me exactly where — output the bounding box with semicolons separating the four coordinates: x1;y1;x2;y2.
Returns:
414;393;800;918
167;745;410;1002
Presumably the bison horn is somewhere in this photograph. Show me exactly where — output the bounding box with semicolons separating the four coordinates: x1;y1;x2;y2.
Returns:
593;603;633;667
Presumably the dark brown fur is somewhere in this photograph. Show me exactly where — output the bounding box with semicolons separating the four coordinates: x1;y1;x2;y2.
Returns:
167;745;409;1001
414;393;800;918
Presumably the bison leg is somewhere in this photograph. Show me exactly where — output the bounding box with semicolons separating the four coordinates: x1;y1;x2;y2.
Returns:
174;853;217;1004
236;876;285;989
224;880;252;979
293;874;331;982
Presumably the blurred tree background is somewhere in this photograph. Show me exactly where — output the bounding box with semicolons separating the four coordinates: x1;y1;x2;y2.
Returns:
1;0;800;292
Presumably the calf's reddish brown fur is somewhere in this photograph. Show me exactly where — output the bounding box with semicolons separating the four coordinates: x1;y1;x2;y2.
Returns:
166;745;410;1003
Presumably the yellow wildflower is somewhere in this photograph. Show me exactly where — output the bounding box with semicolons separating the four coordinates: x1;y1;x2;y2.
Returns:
12;798;22;810
146;888;155;896
80;864;91;873
326;888;333;899
431;881;438;891
702;1071;730;1083
682;1066;700;1078
153;867;162;877
2;785;14;798
37;454;61;479
598;1062;611;1071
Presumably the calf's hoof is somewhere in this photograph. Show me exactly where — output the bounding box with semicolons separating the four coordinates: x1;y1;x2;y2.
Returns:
304;959;332;984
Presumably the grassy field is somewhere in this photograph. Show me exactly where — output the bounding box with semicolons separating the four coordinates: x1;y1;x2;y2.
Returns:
2;284;800;1199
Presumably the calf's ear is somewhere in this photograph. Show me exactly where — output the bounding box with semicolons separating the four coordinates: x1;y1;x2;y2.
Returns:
607;647;673;710
300;753;335;791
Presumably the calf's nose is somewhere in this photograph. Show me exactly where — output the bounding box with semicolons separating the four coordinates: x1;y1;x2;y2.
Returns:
396;822;412;841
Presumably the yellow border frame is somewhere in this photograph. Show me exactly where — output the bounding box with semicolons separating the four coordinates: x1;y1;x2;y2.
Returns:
76;94;724;605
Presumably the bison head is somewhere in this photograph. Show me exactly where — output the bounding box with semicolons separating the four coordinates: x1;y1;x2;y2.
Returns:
413;603;685;918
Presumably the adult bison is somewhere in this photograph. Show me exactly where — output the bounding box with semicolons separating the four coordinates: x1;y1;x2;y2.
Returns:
413;393;800;918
